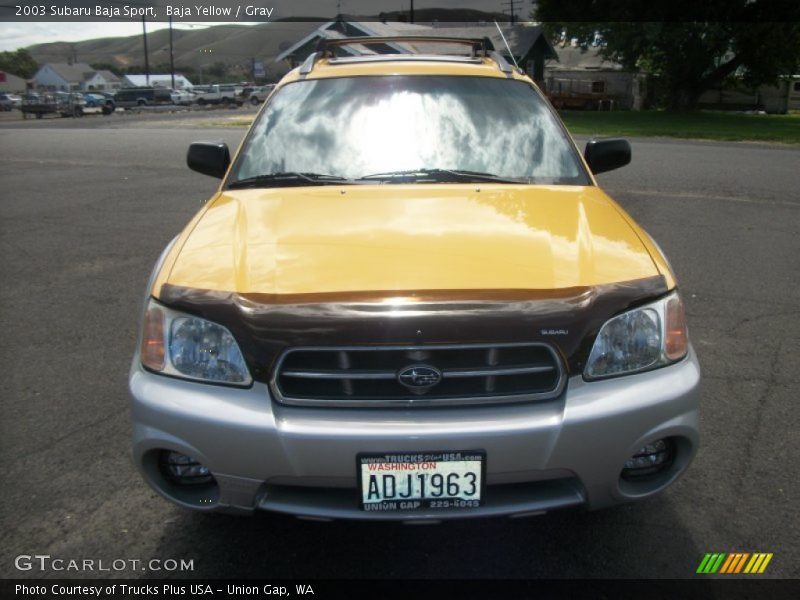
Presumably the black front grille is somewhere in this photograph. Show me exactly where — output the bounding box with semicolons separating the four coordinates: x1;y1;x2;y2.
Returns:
272;343;564;407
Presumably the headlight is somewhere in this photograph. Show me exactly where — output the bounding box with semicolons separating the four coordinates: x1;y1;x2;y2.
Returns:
140;299;252;386
584;291;688;380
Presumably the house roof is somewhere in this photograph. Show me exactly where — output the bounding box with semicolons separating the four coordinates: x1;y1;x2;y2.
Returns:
275;19;434;63
276;21;556;64
547;46;622;71
40;62;95;83
95;70;121;82
407;25;557;60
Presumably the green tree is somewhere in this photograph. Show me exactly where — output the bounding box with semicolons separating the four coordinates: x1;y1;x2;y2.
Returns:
535;1;800;109
205;61;228;80
0;49;38;79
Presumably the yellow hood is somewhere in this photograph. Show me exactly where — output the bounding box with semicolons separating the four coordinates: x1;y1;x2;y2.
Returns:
155;184;662;297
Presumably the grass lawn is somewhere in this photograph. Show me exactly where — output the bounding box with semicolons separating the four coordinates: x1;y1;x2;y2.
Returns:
560;110;800;144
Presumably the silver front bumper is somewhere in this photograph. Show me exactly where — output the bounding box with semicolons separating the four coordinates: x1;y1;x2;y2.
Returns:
129;348;700;520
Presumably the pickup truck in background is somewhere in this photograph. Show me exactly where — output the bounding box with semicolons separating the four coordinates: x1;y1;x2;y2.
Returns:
170;89;195;106
114;87;173;109
194;84;243;106
244;84;276;105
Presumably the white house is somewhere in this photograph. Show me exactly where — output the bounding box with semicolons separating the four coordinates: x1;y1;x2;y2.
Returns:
33;63;122;91
122;74;193;89
33;63;94;91
544;46;646;110
84;70;122;91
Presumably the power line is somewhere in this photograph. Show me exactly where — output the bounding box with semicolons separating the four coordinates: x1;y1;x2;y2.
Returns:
501;0;533;24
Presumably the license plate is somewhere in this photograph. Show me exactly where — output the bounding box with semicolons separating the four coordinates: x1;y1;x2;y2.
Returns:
358;451;485;512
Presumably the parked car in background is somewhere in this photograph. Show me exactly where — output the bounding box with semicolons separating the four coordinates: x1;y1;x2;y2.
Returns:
245;84;276;105
84;93;102;107
114;87;173;109
0;93;21;110
83;92;116;115
96;91;116;115
171;89;195;105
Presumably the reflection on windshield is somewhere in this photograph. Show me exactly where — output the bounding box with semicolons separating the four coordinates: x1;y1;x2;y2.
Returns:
232;76;588;185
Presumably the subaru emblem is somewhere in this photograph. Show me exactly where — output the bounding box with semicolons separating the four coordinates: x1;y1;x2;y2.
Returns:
398;365;442;392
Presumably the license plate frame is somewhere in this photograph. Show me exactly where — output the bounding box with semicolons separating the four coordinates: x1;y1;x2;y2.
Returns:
357;450;487;512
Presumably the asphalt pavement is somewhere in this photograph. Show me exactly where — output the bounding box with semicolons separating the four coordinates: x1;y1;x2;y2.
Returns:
0;116;798;579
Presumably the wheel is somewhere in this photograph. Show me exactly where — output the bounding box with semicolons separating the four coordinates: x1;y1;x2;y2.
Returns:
137;99;146;107
36;112;43;119
221;97;230;105
198;98;206;106
250;96;259;105
74;107;83;117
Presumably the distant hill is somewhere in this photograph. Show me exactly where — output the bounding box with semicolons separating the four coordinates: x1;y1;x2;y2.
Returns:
26;21;321;81
25;12;522;81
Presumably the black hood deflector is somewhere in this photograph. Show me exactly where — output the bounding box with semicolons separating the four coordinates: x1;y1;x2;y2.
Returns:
158;276;669;383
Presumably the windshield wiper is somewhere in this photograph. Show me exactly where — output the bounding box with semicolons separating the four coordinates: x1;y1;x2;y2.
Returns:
228;172;353;189
358;168;528;184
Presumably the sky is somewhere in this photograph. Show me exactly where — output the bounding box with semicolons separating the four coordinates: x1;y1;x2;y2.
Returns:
0;22;239;51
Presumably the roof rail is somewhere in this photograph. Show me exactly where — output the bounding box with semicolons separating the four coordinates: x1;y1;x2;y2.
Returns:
314;36;496;58
297;36;515;76
298;51;319;75
488;50;513;74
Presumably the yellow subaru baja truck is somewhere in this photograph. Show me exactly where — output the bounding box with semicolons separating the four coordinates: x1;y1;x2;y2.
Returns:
129;37;699;520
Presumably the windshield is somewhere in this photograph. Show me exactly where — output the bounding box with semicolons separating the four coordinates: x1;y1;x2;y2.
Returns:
229;75;589;187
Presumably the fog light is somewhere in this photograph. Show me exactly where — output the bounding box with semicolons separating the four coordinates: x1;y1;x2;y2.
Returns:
622;439;674;478
159;450;213;485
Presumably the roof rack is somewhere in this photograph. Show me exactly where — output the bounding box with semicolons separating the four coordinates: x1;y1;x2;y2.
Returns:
316;36;495;57
299;36;513;75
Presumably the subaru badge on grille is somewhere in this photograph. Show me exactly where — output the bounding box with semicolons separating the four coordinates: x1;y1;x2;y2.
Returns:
398;365;442;392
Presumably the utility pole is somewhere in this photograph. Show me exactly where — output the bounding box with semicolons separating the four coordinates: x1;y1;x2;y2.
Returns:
169;15;175;89
502;0;517;24
410;0;414;23
142;16;150;86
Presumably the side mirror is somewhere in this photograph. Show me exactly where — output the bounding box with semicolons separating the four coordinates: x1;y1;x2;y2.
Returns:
583;138;631;175
187;142;230;178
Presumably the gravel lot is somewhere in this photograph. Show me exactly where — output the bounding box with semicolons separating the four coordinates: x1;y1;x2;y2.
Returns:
0;113;798;579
